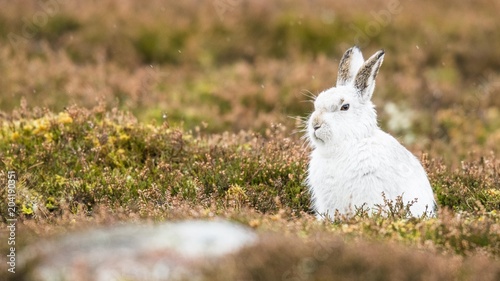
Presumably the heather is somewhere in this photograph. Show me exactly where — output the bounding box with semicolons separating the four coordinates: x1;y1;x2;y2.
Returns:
0;0;499;280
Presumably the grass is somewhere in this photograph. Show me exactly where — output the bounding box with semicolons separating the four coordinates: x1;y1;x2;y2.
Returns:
0;0;500;280
0;105;499;280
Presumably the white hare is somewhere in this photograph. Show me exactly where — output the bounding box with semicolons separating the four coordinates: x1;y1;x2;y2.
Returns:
306;46;436;219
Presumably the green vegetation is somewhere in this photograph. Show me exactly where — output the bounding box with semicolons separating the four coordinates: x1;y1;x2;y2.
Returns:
0;0;499;280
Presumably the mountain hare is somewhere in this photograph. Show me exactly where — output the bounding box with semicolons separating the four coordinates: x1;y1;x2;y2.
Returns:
306;46;436;219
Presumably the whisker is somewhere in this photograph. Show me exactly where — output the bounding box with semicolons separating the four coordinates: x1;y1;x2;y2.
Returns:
288;115;308;122
288;107;312;152
301;97;315;104
299;135;312;151
300;89;317;102
291;127;308;135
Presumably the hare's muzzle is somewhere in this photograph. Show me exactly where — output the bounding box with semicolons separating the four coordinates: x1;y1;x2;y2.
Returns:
311;113;323;131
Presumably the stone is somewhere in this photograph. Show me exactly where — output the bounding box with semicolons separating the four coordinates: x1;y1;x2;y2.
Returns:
19;220;257;281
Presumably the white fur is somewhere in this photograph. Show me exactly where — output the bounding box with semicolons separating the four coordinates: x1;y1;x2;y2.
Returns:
306;47;436;219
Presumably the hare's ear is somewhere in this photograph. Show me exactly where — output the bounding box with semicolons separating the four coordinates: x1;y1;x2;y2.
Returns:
336;46;365;87
354;50;385;102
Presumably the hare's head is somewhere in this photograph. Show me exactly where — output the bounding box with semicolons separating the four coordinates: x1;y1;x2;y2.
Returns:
307;46;385;149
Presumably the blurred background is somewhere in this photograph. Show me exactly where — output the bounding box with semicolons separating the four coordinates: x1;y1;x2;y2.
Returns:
0;0;499;162
1;2;500;279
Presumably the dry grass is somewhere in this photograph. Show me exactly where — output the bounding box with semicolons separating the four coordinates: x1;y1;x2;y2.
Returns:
0;0;500;280
0;0;499;161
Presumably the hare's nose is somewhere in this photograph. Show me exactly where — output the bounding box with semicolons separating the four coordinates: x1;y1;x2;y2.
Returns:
311;113;323;131
312;116;322;131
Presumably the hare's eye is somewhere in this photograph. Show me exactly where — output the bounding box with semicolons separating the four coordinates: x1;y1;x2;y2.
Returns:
340;104;350;111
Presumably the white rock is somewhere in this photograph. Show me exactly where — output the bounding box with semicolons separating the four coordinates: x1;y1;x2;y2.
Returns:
20;220;257;281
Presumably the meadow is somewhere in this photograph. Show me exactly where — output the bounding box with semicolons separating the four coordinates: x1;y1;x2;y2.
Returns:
0;0;500;280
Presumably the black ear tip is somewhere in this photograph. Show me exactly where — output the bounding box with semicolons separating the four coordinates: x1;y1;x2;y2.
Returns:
345;46;358;55
377;50;385;58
